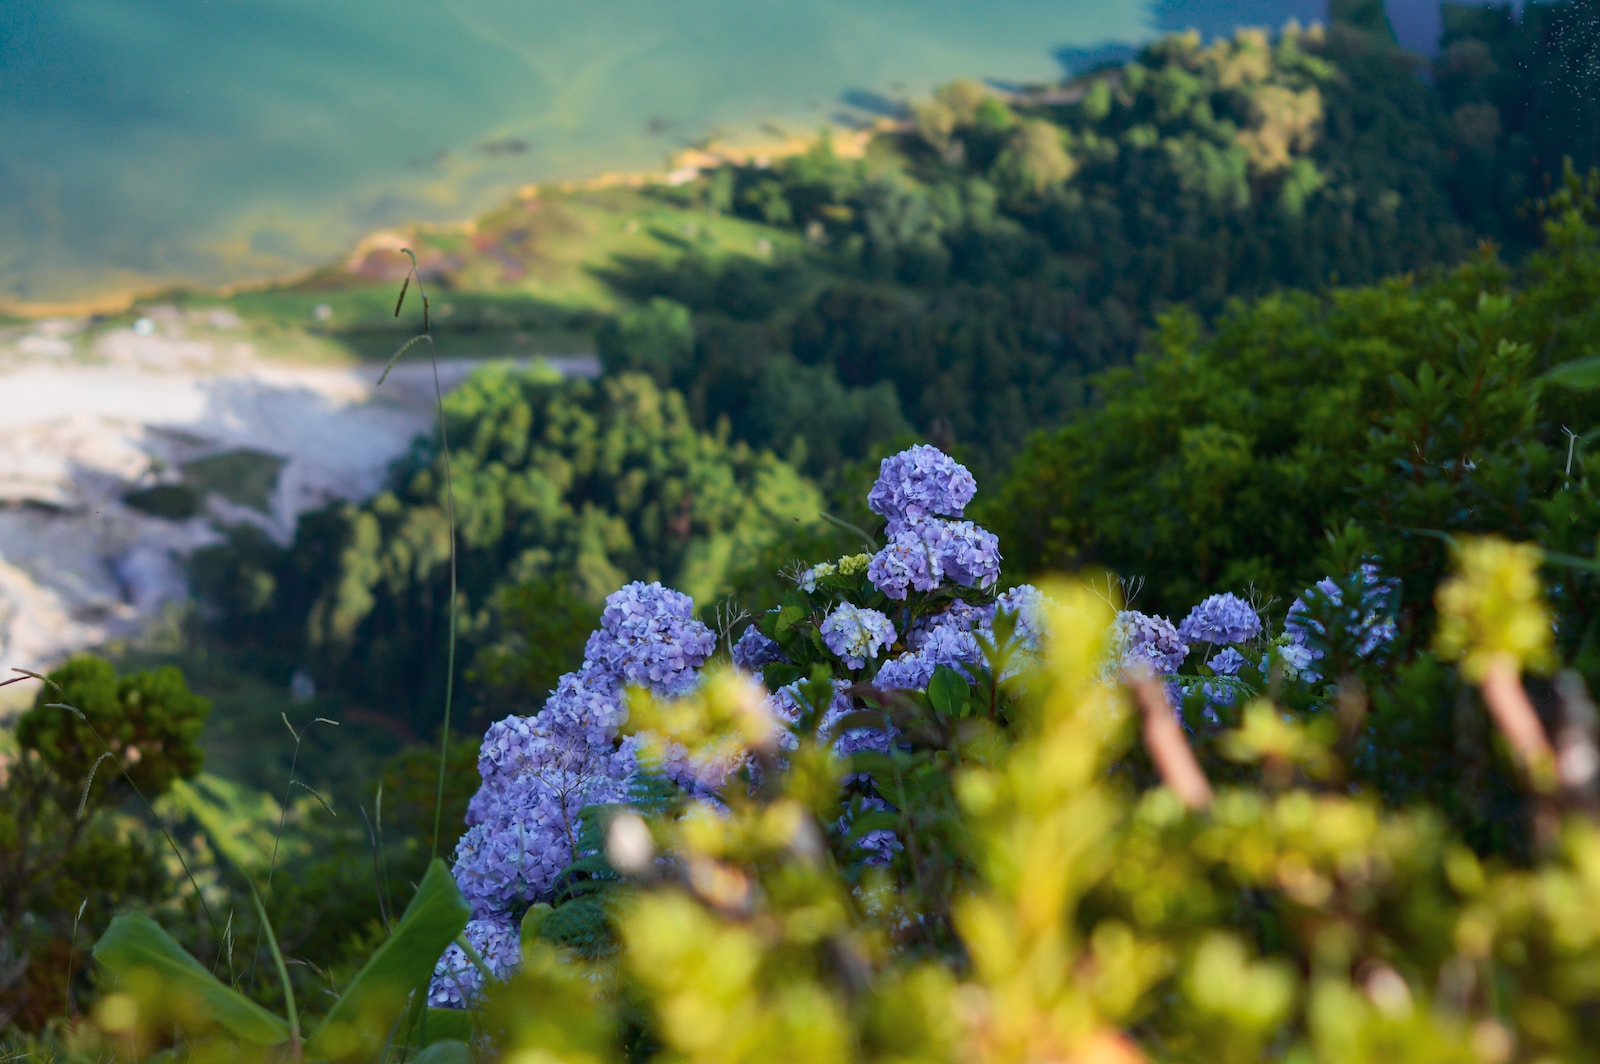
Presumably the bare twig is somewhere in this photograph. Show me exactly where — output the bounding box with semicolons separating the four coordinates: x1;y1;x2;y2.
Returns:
1479;655;1556;784
1128;676;1212;811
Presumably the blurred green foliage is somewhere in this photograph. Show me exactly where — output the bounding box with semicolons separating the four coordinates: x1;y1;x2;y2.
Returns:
49;559;1600;1063
986;167;1600;857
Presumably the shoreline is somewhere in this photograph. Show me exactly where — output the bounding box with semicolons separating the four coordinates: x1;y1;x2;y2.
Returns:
0;121;894;323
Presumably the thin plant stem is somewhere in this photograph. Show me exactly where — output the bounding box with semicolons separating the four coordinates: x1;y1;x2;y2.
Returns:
382;249;460;865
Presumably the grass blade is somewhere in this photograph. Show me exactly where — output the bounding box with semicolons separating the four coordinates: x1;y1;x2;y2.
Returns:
248;885;300;1053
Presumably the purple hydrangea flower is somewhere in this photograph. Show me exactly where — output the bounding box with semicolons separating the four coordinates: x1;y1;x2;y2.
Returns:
907;599;994;651
1268;638;1318;679
940;521;1002;590
820;604;898;670
867;445;978;534
583;581;716;692
919;624;983;676
867;518;1001;600
454;735;637;917
994;584;1047;651
820;699;896;761
428;915;522;1008
1208;647;1247;676
874;622;983;691
1177;593;1262;646
731;624;786;672
874;652;939;691
839;795;902;867
867;524;944;599
538;665;627;747
1114;610;1189;675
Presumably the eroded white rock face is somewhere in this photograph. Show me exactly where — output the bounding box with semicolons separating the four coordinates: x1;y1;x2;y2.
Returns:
0;315;596;679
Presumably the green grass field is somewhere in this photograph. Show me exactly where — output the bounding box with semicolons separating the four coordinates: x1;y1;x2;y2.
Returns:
179;183;828;367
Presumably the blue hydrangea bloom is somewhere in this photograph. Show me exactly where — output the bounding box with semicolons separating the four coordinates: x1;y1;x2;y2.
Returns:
907;598;994;651
731;624;786;672
994;584;1047;651
919;624;983;675
867;524;944;599
1114;610;1189;675
840;795;902;867
821;698;897;765
867;445;978;534
874;623;984;691
874;652;939;691
940;521;1002;590
455;730;637;917
820;604;897;670
427;915;521;1008
1177;593;1262;646
537;665;627;747
867;518;1000;599
1267;638;1318;679
1208;647;1247;676
583;581;716;691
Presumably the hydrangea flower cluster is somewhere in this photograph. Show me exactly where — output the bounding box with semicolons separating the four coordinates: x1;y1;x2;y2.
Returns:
426;916;522;1009
731;624;786;672
1177;593;1262;646
1113;611;1189;676
868;519;1002;600
584;581;716;693
437;580;719;1004
906;599;993;651
866;444;977;534
456;714;637;917
994;584;1047;652
876;626;983;691
821;604;898;670
1114;565;1401;729
1208;647;1247;676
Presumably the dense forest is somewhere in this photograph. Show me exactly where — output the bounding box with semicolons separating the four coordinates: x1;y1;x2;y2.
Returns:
185;0;1600;726
600;0;1600;480
10;1;1600;1059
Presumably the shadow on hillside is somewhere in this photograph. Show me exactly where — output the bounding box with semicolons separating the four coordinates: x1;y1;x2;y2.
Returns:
590;252;815;322
319;289;602;363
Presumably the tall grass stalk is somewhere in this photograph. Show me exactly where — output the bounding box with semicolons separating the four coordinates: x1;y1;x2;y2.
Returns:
379;249;460;865
250;712;337;992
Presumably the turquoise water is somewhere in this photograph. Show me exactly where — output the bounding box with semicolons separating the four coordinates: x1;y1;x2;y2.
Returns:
0;0;1325;306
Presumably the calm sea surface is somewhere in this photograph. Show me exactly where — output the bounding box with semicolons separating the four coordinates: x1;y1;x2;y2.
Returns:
1;0;1334;306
